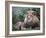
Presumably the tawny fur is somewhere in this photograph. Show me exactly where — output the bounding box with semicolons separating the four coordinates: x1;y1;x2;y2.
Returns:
15;10;40;30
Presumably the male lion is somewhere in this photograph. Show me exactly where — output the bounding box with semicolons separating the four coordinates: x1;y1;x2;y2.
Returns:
15;10;40;30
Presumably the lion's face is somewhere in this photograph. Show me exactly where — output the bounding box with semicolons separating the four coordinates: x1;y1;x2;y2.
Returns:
26;11;36;23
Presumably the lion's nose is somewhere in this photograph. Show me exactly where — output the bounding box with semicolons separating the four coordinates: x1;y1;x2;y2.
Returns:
28;16;30;18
